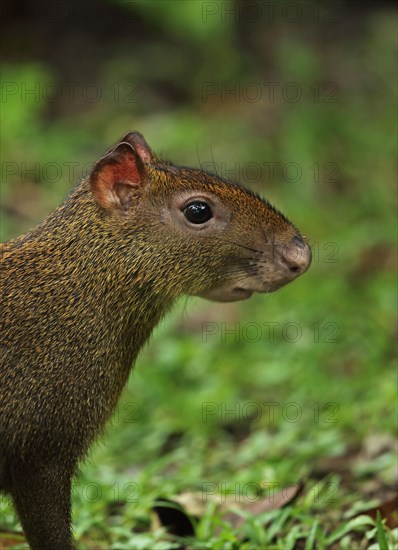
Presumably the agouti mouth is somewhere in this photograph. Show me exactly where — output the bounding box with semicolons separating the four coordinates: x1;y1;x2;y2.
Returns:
234;288;254;299
197;286;254;302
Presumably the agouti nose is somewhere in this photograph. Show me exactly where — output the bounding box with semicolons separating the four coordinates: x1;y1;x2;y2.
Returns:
280;236;312;277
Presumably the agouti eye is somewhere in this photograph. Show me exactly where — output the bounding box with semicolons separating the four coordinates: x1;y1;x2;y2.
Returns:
183;202;213;224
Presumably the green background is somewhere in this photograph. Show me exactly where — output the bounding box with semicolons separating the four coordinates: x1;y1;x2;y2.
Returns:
1;1;396;548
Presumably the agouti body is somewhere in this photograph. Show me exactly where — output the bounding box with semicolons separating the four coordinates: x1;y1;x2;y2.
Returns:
0;132;311;548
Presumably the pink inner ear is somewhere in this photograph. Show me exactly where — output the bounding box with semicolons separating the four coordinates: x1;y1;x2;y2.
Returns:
91;145;143;209
112;152;141;185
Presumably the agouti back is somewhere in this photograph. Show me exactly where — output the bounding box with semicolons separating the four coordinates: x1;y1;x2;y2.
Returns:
0;132;311;548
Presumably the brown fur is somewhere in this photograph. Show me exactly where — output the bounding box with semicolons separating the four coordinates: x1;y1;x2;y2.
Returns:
0;132;311;548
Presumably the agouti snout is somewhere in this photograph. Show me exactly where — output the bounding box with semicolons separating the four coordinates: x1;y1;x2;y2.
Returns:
90;131;311;303
0;131;311;549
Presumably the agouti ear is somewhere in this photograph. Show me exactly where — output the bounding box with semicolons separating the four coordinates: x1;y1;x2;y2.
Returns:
90;141;147;210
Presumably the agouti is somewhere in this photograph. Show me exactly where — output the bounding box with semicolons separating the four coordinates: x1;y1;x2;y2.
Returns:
0;132;311;548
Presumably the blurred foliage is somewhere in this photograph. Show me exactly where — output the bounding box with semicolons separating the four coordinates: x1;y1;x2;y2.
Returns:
0;0;397;548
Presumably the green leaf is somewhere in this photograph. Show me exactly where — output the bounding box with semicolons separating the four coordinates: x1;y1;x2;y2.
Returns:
305;520;320;550
376;510;389;550
327;515;376;545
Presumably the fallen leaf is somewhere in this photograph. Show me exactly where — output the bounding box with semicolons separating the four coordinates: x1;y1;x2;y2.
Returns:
219;482;303;530
151;482;304;538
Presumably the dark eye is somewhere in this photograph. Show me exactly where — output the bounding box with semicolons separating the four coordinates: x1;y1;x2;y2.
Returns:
183;201;213;224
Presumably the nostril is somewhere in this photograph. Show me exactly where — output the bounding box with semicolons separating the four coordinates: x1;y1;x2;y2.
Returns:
279;240;312;277
280;252;303;273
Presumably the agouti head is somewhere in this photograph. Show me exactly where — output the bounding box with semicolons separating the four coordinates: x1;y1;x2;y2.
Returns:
90;131;311;302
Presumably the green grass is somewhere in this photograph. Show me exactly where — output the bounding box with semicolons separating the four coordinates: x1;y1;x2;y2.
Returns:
0;3;397;548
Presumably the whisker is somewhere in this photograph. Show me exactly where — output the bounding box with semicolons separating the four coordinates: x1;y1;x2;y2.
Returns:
210;142;218;176
196;141;202;171
260;224;269;244
213;237;262;254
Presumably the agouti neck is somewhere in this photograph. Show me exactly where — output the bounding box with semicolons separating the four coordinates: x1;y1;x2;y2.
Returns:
18;177;172;379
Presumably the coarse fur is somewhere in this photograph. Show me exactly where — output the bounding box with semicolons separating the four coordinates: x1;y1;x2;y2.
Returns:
0;132;311;548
